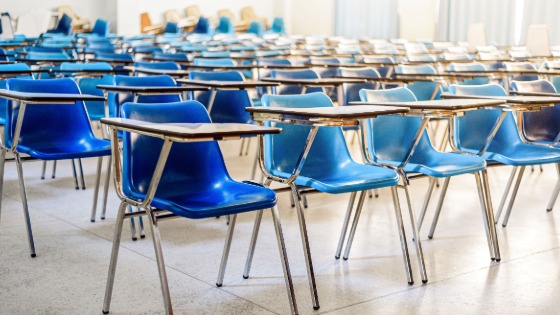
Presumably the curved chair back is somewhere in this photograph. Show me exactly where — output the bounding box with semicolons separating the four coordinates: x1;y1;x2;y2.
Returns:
133;61;180;71
270;69;322;95
108;75;180;117
26;51;71;61
200;51;231;58
256;58;291;97
4;78;94;148
337;67;379;105
362;56;395;78
189;71;251;123
359;87;436;163
504;62;538;82
396;64;440;100
193;17;212;34
164;22;180;34
248;21;265;36
48;13;72;35
216;16;235;35
0;63;32;125
153;52;189;62
261;92;357;179
193;58;236;66
270;17;286;34
120;101;232;202
448;62;489;85
511;79;560;142
448;84;522;152
91;19;110;36
95;52;133;62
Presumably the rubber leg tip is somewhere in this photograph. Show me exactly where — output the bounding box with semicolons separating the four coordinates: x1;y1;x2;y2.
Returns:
41;177;45;180
132;237;137;241
408;281;414;285
428;236;433;239
334;256;340;259
491;258;495;261
243;275;249;279
140;235;146;239
75;187;79;190
82;187;86;190
501;224;506;228
313;306;320;310
30;253;36;258
102;311;109;314
547;208;553;212
90;219;95;223
304;205;308;209
343;257;348;261
495;258;501;262
216;283;222;287
101;217;106;220
422;279;428;284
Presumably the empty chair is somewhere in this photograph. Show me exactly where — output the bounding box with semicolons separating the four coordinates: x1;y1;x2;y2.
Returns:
448;62;489;85
504;62;538;82
256;58;291;98
101;101;296;314
133;61;180;72
0;63;33;125
200;51;231;58
45;13;73;35
397;64;441;100
216;16;235;35
448;84;560;227
192;16;213;35
337;67;380;106
86;19;110;37
247;21;265;36
0;78;111;256
270;69;323;95
153;52;189;62
362;56;396;78
193;58;236;67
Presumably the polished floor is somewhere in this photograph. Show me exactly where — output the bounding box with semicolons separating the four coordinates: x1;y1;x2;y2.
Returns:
1;137;560;314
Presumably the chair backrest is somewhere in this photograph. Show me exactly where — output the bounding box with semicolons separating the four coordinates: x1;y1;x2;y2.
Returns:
185;5;202;17
396;64;440;100
120;101;233;202
53;13;73;35
164;22;180;34
241;6;257;21
193;58;235;66
133;61;180;71
362;56;395;78
216;16;235;34
4;78;94;147
271;17;286;34
0;64;32;125
193;17;212;34
448;83;523;152
95;52;133;62
91;19;110;36
448;62;489;85
359;87;437;163
108;75;180;117
188;71;252;123
153;52;189;61
337;67;379;105
504;61;538;81
248;21;265;36
511;79;560;142
270;69;322;95
261;92;356;179
200;51;231;58
26;51;71;61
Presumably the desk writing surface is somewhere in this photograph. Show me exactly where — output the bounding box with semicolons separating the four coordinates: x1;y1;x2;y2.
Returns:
247;105;409;119
96;85;210;93
261;77;367;85
511;91;560;98
349;99;505;110
440;93;560;104
101;118;281;139
176;79;279;88
0;89;105;102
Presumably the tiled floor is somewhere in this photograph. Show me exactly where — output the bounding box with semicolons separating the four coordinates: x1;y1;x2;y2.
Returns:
1;139;560;314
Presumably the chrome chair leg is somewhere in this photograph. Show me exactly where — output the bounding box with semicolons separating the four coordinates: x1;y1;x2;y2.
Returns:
245;138;251;155
291;185;320;310
540;165;544;172
502;166;526;227
216;214;237;287
243;210;264;279
474;172;496;260
495;167;518;223
129;206;138;241
289;193;295;208
428;177;451;239
482;170;501;261
239;138;246;156
102;201;127;314
374;189;379;198
101;155;112;220
546;164;560;212
418;178;437;230
335;192;357;259
251;150;259;180
302;195;308;209
390;186;414;285
15;153;36;257
138;211;145;239
90;156;103;222
145;208;173;315
368;190;373;198
71;159;79;190
41;160;47;179
270;205;299;315
78;158;86;190
403;184;428;283
0;149;5;225
51;160;57;179
342;191;366;260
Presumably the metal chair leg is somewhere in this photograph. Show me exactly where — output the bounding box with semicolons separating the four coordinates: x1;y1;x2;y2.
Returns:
495;167;518;223
474;172;496;261
51;160;57;179
390;186;414;285
245;138;251;155
243;210;264;279
71;159;79;190
270;206;299;315
335;192;357;259
90;157;103;222
102;202;127;314
289;192;295;208
342;191;366;260
129;206;138;241
547;164;560;212
78;158;86;190
15;153;36;257
251;149;259;180
482;170;501;261
0;149;6;225
402;184;428;283
145;208;173;315
216;214;237;287
374;189;379;198
101;156;112;220
138;210;145;239
428;177;451;239
41;161;47;180
302;195;308;209
239;138;246;156
418;178;437;230
502;166;526;227
291;185;320;310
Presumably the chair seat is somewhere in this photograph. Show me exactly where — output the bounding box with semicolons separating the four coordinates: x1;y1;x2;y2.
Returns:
271;162;399;194
389;151;486;178
17;138;111;160
466;143;560;166
133;180;277;219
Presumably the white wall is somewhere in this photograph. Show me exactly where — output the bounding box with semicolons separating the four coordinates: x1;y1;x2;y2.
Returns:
287;0;336;36
116;0;279;36
398;0;437;41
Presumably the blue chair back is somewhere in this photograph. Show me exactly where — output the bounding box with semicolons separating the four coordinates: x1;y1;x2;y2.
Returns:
256;58;291;97
120;101;233;205
270;18;286;34
0;63;32;125
261;92;356;179
337;67;379;105
133;61;180;71
108;75;180;117
95;52;133;62
164;22;180;34
396;64;441;100
362;56;395;78
91;19;110;36
193;58;235;66
200;51;231;58
511;80;560;142
153;52;189;62
216;17;235;35
132;46;163;54
193;17;212;34
248;21;265;36
189;71;252;123
4;78;95;148
448;62;489;85
49;13;73;35
26;51;71;61
448;84;523;152
504;62;538;82
270;69;322;95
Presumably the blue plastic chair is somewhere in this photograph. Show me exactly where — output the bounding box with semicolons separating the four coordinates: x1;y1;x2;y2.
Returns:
192;17;213;35
91;19;110;37
268;17;286;34
270;69;323;95
359;87;498;262
504;62;538;82
46;13;73;35
0;78;111;256
101;101;296;314
153;52;189;62
337;68;380;133
216;16;235;35
248;21;265;36
133;61;180;72
448;62;489;85
396;64;441;100
0;63;32;125
94;53;133;75
242;92;418;304
362;56;395;78
163;22;180;34
449;83;560;226
255;58;291;98
200;51;231;58
193;58;235;66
